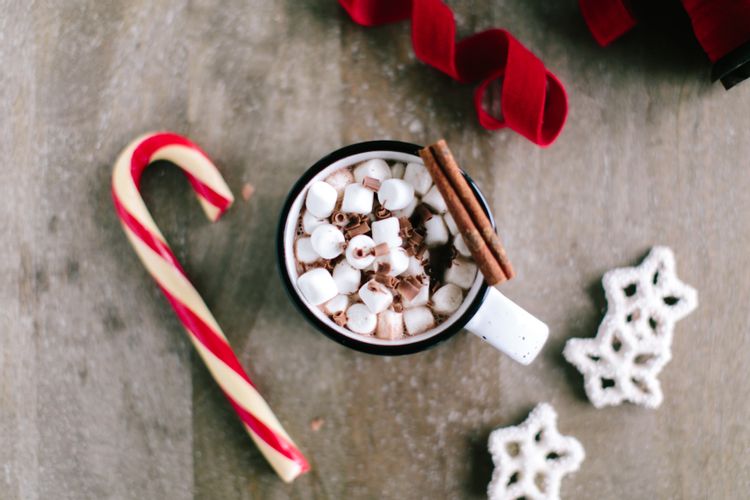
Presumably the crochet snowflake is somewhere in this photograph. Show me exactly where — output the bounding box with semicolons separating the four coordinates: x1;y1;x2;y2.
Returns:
488;403;585;500
564;247;698;408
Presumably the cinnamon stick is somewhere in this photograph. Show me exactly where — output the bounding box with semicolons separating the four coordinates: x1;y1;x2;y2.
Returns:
419;145;508;286
430;140;514;279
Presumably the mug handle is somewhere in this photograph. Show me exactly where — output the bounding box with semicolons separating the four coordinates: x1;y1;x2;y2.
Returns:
464;288;549;365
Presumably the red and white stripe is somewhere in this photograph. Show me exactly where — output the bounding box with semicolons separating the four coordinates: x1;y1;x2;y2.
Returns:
112;132;309;483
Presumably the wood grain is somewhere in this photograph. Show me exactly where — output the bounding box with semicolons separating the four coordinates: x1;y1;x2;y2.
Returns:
1;1;748;498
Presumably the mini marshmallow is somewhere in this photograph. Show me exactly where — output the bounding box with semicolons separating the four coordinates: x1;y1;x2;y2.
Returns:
345;234;376;269
403;278;430;308
424;215;449;247
332;260;361;294
359;279;394;314
354;159;392;183
392;196;418;218
422;185;448;214
454;233;471;257
302;211;326;234
404;306;435;335
305;181;337;218
431;284;463;315
346;303;377;334
444;212;459;235
404;256;425;276
445;258;478;289
371;217;402;248
390;162;405;179
295;237;319;264
375;247;410;276
403;162;433;196
341;183;374;214
297;267;338;305
376;310;404;340
378;179;415;211
325;168;355;196
323;294;349;315
311;224;345;259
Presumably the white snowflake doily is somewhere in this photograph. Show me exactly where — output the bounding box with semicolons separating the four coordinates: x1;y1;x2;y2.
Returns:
488;403;585;500
563;246;698;408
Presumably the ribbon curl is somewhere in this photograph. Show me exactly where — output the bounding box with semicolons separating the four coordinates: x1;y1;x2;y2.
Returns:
339;0;568;147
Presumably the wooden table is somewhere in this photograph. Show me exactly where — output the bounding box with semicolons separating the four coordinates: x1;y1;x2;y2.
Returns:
2;1;748;498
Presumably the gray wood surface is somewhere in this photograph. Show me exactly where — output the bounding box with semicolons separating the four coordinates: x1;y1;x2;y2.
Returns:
1;1;748;498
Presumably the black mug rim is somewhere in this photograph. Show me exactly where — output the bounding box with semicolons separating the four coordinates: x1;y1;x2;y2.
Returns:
276;140;493;355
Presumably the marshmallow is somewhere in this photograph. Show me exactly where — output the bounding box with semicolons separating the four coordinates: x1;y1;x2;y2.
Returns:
295;237;319;264
376;310;404;340
311;224;345;259
431;284;463;315
346;303;377;334
305;181;337;218
403;277;430;308
454;233;472;257
354;159;392;183
302;210;326;234
422;185;448;214
341;183;374;214
371;217;402;248
323;294;349;315
404;306;435;335
403;162;433;196
444;212;459;235
375;247;410;276
325;168;355;196
392;196;418;218
390;162;405;179
378;178;415;211
424;215;449;247
332;260;361;294
404;256;425;276
345;234;376;269
359;279;394;314
297;268;338;305
445;258;478;289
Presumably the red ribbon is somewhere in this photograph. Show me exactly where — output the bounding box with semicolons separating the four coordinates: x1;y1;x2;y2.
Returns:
339;0;568;147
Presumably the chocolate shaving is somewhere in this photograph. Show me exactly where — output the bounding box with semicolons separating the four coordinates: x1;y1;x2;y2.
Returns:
409;232;424;245
354;247;367;258
372;242;390;256
367;281;380;292
375;261;392;274
414;204;433;224
331;210;349;227
392;295;404;312
332;311;347;326
374;205;391;220
345;221;370;239
363;269;376;282
397;276;422;301
362;176;382;191
415;244;427;259
375;273;398;289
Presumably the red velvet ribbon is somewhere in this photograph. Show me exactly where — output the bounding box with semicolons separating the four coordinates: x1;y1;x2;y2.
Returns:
339;0;568;147
579;0;750;63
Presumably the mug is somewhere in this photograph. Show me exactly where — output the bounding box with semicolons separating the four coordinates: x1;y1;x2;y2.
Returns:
277;141;548;364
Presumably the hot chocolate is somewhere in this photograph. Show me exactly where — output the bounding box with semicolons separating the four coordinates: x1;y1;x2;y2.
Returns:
293;158;477;340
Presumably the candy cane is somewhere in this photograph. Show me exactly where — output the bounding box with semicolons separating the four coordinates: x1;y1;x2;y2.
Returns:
111;132;309;483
